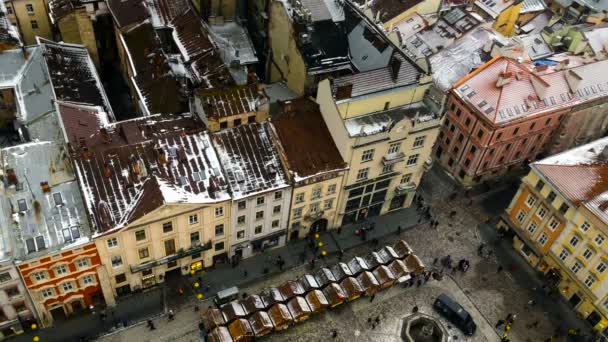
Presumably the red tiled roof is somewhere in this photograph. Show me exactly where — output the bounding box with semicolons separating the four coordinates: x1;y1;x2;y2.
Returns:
107;0;148;29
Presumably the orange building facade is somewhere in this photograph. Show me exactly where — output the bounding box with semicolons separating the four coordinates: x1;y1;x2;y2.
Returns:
17;242;107;326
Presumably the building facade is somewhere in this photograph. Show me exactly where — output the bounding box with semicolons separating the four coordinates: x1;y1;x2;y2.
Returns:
212;122;292;260
5;0;52;45
316;56;440;226
271;98;348;240
0;263;35;338
498;137;608;335
435;55;608;186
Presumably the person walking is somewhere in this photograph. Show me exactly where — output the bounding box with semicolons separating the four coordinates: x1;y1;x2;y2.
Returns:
168;309;175;321
495;319;505;329
497;265;504;273
331;330;338;338
370;294;376;302
147;319;155;330
397;225;402;234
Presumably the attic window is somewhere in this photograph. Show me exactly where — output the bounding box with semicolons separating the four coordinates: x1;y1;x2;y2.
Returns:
484;107;494;115
17;199;27;212
25;238;35;254
53;192;63;206
460;85;470;92
178;176;188;186
35;236;46;250
192;171;206;182
478;100;487;107
235;171;245;183
467;91;477;98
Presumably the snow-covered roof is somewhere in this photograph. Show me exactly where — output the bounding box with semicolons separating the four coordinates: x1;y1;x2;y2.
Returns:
212;122;289;200
60;107;229;234
0;141;91;261
197;84;268;120
209;22;258;84
344;102;434;137
583;26;608;56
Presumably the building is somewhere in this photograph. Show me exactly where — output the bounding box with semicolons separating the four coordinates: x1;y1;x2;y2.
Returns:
546;0;608;24
355;0;442;31
212;122;292;259
498;137;608;336
316;54;440;225
59;106;233;297
4;0;52;45
194;84;269;132
270;98;348;240
269;0;413;95
0;0;20;50
435;55;608;186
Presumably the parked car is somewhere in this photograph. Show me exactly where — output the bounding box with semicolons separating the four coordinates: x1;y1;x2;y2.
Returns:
433;294;477;336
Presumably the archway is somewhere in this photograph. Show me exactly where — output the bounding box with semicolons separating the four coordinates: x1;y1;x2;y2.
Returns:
310;219;328;234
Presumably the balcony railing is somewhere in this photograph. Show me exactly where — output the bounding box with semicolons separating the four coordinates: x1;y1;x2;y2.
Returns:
130;240;212;273
395;182;416;195
382;152;405;165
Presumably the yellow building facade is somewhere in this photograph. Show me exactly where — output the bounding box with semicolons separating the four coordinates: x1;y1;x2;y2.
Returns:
499;138;608;334
6;0;52;45
492;0;524;37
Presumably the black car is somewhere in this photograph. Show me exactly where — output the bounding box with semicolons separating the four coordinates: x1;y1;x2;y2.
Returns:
433;293;477;335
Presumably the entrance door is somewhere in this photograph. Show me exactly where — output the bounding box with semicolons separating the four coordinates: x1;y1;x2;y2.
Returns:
587;311;602;327
568;293;582;307
290;230;299;241
311;219;328;234
70;300;84;314
49;307;67;322
389;195;406;210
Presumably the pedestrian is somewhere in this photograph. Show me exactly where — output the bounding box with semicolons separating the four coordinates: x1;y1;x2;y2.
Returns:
468;199;473;206
367;317;372;324
527;320;539;329
495;319;505;329
243;270;248;278
371;323;376;329
168;309;175;321
375;316;380;324
370;294;376;302
310;258;316;269
418;217;422;224
147;319;155;330
497;265;504;273
412;305;419;313
242;292;248;299
332;329;338;338
477;243;485;256
178;288;184;295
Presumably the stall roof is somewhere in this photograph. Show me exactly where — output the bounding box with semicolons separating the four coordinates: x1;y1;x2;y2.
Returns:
393;240;413;258
267;303;293;327
208;326;233;342
373;265;397;285
201;308;227;332
340;277;364;298
261;288;285;307
304;290;329;312
278;280;306;300
248;311;273;337
315;268;337;287
228;319;254;342
331;262;354;281
222;302;248;323
298;274;320;292
322;283;346;306
389;259;410;278
287;296;312;319
404;254;425;274
240;295;267;314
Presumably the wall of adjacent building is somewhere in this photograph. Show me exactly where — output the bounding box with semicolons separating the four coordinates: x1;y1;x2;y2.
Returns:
0;262;36;336
56;8;101;67
549;99;608;155
6;0;52;45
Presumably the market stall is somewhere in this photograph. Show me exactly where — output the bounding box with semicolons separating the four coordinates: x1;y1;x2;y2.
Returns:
322;283;346;308
356;271;380;296
330;262;353;281
372;264;397;290
404;254;425;276
304;289;329;313
388;259;410;278
228;318;254;342
340;276;364;301
267;303;293;330
287;296;312;322
221;302;247;323
298;274;320;292
393;240;413;259
261;287;285;307
240;294;267;315
208;326;233;342
347;256;370;276
314;267;337;288
248;311;273;337
278;280;306;301
201;307;227;332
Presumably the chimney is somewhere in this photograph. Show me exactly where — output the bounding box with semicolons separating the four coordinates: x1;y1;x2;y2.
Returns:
40;182;50;193
100;128;111;143
554;59;570;71
390;57;402;81
335;83;353;101
281;100;294;114
496;71;513;87
103;163;111;178
565;69;583;93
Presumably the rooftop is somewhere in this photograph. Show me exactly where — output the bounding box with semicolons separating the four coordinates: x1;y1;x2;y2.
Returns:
196;84;268;120
452;55;608;125
533;137;608;222
212;122;289;200
59;104;229;233
344;102;436;137
0;141;91;261
518;33;553;60
47;0;76;23
582;26;608;56
351;0;423;24
270;98;346;182
475;0;520;19
107;0;149;28
390;13;429;44
520;0;546;13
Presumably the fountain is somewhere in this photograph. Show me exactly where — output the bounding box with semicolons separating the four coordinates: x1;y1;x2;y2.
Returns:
401;313;447;342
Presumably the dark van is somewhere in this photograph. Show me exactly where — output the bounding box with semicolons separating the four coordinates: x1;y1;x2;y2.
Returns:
433;293;477;335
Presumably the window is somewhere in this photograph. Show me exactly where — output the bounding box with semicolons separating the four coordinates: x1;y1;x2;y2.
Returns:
547;191;557;203
559;249;570;261
580;221;591;232
55;265;68;276
295;193;305;203
356;168;369;181
17;199;27;212
407;154;419;166
293;207;302;219
215;224;224;236
538;233;548;245
536;207;547;218
6;6;12;14
220;121;228;129
571;261;582;273
458;134;464;142
255;211;264;220
33;272;46;282
526;195;536;207
401;173;412;183
62;282;74;292
238;201;246;210
535;179;545;191
324;199;333;210
327;184;336;194
477;130;484;139
76;258;89;269
272;205;281;215
107;237;118;248
256;197;265;206
30;20;38;29
597;262;607;274
272;220;280;228
135;230;146;241
237;215;246;224
164;239;176;255
470;146;477;154
388;142;400;154
189;214;199;225
53;192;63;206
570;235;581;247
361;149;374;162
255;225;263;234
41;288;54;298
138;247;149;259
274;191;282;200
237;231;245;239
310;202;319;213
162;222;173;233
312;188;322;200
456;108;462;117
449;124;455;132
584;274;596;288
527;222;537;234
26;4;34;12
0;273;10;283
548;217;559;231
413;136;425;148
516;210;526;223
233;119;241;126
82;275;95;285
465;117;471;126
382;164;394;174
248;115;256;124
111;256;123;268
583;248;594;260
190;232;200;245
559;203;569;214
545;118;551;125
215;207;224;217
595;234;605;246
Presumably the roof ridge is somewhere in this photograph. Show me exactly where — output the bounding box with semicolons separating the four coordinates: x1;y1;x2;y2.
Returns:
452;54;505;89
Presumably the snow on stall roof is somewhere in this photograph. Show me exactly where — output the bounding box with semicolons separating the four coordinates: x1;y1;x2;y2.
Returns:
212;122;289;200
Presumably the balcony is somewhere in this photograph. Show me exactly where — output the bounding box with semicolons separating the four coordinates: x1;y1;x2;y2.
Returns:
382;152;405;165
423;158;433;171
130;240;212;273
304;211;324;221
395;182;416;195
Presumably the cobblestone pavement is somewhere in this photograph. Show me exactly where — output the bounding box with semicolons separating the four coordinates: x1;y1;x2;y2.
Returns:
95;165;596;341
